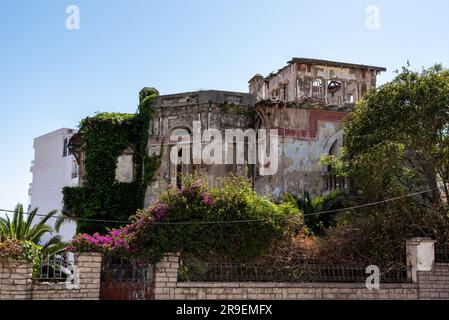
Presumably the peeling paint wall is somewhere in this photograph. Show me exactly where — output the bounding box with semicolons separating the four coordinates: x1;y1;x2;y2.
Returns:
253;103;347;198
144;93;349;205
144;90;253;207
141;59;384;205
249;60;381;110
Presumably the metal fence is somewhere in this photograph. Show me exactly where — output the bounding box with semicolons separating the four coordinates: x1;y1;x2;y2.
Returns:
179;259;410;283
436;245;449;263
35;252;74;283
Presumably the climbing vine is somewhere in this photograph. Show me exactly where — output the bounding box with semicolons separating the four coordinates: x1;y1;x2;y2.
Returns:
63;88;161;234
135;88;162;208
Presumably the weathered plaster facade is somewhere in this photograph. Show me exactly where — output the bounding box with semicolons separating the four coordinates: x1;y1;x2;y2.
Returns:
249;57;385;107
248;58;385;198
143;58;385;205
144;90;254;205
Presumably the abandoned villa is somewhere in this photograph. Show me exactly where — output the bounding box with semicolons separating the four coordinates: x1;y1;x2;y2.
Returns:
70;58;386;207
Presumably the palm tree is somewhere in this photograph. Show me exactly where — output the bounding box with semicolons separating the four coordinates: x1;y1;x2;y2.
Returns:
283;190;345;235
0;203;68;255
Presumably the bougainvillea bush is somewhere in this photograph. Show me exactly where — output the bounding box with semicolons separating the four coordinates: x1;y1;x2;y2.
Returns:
0;239;42;276
68;175;303;263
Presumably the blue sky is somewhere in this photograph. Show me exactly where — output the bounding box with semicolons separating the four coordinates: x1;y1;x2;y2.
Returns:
0;0;448;213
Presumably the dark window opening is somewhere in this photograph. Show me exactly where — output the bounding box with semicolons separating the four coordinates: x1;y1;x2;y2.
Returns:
63;138;68;157
176;149;183;188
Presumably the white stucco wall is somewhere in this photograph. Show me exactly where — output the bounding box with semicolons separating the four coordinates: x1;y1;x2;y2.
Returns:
29;128;78;242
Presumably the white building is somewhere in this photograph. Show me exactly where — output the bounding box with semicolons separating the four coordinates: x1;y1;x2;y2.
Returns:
29;128;79;242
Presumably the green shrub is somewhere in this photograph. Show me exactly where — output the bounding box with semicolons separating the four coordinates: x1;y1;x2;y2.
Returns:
0;239;42;276
69;175;303;264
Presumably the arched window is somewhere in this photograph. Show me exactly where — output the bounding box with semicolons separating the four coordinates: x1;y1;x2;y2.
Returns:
327;140;338;173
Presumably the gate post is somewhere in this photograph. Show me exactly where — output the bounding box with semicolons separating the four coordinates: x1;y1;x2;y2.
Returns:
76;252;102;299
406;238;436;283
154;253;180;300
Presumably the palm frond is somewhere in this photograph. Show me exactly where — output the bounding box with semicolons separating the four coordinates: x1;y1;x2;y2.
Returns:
28;225;54;243
24;208;39;235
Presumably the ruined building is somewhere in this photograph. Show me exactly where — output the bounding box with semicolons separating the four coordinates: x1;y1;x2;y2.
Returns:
142;58;385;205
71;58;386;207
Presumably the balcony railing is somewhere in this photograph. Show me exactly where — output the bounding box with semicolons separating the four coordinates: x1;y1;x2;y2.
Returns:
322;174;349;192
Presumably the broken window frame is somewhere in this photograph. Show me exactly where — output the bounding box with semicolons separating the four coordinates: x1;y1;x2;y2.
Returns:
311;79;324;100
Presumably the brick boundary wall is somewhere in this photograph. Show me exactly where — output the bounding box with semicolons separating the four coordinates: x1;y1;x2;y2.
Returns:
417;263;449;300
0;259;33;300
0;252;102;300
153;255;419;300
2;238;449;300
153;238;449;300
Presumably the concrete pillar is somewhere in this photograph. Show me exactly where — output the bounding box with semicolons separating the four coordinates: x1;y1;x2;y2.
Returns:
406;237;436;283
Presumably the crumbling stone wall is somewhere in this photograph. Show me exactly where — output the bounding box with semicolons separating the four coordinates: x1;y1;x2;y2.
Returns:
249;57;385;107
143;90;351;204
142;59;386;205
254;103;347;198
144;90;253;206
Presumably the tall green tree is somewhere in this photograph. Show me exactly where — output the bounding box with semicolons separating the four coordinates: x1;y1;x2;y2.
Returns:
0;204;67;255
343;64;449;206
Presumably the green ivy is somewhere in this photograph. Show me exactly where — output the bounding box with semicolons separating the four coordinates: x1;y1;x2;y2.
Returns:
135;88;162;207
63;88;161;234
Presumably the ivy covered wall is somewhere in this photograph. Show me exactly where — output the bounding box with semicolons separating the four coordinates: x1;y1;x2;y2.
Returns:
63;88;161;234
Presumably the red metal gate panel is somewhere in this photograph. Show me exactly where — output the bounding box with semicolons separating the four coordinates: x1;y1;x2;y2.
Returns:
100;259;154;300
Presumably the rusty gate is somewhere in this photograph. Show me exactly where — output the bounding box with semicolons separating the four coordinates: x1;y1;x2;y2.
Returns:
100;258;155;300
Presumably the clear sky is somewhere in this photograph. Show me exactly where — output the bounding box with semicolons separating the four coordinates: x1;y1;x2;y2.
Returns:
1;0;448;213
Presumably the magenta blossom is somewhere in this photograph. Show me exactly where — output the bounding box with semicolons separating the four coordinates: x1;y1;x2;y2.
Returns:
150;202;168;220
202;194;214;206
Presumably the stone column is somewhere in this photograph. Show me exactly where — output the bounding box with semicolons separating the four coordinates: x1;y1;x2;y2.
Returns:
406;237;436;283
153;253;180;300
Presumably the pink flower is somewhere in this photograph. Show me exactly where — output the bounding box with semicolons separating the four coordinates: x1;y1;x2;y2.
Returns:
150;202;168;220
109;229;121;237
202;194;214;206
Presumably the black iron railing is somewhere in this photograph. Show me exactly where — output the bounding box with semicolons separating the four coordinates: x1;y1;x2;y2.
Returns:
35;252;73;283
436;245;449;263
179;259;410;283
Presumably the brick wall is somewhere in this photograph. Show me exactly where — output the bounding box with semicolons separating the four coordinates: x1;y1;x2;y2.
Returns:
0;252;102;300
171;282;418;300
153;254;449;300
153;254;180;300
418;263;449;300
0;259;32;300
3;240;449;300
